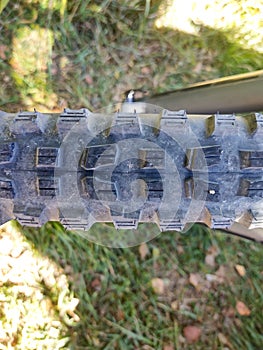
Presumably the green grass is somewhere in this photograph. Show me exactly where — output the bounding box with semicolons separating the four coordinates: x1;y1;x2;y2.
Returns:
1;0;263;111
0;0;263;349
20;222;263;349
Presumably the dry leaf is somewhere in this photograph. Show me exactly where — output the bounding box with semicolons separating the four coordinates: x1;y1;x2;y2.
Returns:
163;345;174;350
215;265;226;283
141;66;151;74
235;264;246;277
205;245;219;267
236;301;251;316
91;278;101;291
116;309;125;321
216;265;226;277
171;300;178;311
206;274;218;282
176;245;184;254
205;254;215;267
183;325;201;343
85;74;93;85
218;332;228;345
139;242;149;260
189;273;202;289
151;278;165;295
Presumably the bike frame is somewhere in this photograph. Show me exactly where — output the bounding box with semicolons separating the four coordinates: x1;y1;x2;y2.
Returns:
146;70;263;114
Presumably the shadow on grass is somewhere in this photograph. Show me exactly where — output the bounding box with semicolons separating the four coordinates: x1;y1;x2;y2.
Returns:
19;221;217;348
19;221;263;349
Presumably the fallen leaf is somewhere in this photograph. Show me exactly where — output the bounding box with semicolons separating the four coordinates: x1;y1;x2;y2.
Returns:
151;278;165;295
236;301;251;316
176;244;184;254
116;309;125;321
141;66;151;74
218;332;228;345
183;325;201;343
139;242;149;260
205;274;217;282
91;278;101;291
235;264;246;277
205;245;219;267
215;265;226;283
171;300;178;310
205;254;215;267
163;345;174;350
216;265;226;277
85;74;93;85
189;273;202;289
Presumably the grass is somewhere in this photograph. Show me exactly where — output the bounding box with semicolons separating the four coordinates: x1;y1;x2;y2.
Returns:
0;0;263;349
19;223;263;349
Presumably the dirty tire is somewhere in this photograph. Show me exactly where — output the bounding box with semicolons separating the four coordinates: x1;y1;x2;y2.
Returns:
0;104;262;244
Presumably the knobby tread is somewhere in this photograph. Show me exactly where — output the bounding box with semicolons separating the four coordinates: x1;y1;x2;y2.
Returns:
0;106;262;242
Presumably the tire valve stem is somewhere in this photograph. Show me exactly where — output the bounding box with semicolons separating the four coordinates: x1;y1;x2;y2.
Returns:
126;90;135;103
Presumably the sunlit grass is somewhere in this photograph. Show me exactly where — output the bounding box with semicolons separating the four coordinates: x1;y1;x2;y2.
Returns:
10;25;58;111
0;221;77;348
156;0;263;52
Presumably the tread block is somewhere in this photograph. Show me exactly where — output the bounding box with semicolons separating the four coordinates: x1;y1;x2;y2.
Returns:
113;219;138;229
238;178;263;198
206;113;235;136
112;209;140;229
243;113;263;134
36;147;59;168
212;217;232;229
14;206;43;227
0;179;15;199
37;176;56;197
185;145;222;170
60;108;89;122
138;148;165;169
161;109;187;127
15;111;37;121
79;175;117;200
60;217;90;230
12;111;41;134
250;208;263;229
80;145;116;170
0;142;16;164
159;219;183;231
184;177;220;202
239;150;263;169
116;112;137;125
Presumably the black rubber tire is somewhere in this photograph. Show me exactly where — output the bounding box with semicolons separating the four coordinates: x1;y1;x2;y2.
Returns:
0;104;262;242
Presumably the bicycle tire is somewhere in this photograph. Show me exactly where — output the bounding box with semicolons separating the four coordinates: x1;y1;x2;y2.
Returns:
0;104;262;242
